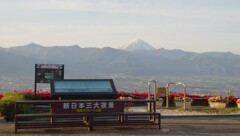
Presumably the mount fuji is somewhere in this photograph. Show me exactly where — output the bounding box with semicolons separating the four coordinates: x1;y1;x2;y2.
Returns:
121;39;155;51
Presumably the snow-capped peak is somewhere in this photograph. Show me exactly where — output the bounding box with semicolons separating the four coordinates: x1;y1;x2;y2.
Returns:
121;39;155;51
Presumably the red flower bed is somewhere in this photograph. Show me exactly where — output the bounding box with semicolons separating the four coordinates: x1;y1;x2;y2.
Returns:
0;93;4;100
117;90;240;106
2;89;239;105
18;89;51;100
36;89;51;100
117;90;153;99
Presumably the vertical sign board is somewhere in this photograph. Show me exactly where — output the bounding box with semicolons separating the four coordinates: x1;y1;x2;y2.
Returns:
35;64;64;99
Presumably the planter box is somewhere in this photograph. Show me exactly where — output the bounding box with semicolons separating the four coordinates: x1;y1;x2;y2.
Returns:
175;101;192;108
237;103;240;109
156;101;163;109
209;102;226;109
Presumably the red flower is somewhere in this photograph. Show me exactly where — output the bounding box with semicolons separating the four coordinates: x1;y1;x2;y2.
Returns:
0;93;4;100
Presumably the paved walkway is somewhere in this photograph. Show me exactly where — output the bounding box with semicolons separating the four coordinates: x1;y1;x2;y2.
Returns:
1;115;240;136
161;117;240;136
2;107;240;136
129;106;240;116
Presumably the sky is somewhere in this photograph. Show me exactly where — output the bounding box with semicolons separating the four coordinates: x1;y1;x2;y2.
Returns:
0;0;240;54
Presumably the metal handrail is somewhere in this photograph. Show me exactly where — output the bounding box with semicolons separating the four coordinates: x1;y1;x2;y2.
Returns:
166;82;187;110
147;80;157;111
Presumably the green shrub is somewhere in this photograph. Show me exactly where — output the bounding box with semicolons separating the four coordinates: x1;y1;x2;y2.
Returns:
0;93;29;122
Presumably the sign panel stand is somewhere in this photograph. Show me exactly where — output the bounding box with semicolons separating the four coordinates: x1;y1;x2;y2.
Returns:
34;64;64;100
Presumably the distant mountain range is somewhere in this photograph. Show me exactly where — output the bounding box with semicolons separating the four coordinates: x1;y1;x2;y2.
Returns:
1;39;240;78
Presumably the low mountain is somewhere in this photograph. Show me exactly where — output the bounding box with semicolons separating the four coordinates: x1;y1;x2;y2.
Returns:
1;42;240;78
0;49;35;77
189;52;240;76
5;43;43;57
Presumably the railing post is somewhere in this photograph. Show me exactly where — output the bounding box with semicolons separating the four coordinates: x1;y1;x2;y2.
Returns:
14;102;17;134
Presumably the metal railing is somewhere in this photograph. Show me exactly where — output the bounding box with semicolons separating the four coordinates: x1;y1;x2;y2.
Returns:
166;82;187;110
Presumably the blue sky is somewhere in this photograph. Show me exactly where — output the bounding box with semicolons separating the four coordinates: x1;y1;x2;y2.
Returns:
0;0;240;54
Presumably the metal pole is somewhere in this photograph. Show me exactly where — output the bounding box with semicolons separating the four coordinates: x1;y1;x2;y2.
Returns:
148;81;151;111
148;82;151;100
184;84;186;110
152;80;157;101
166;86;169;108
147;80;156;111
181;83;186;110
166;82;175;108
227;90;230;106
34;64;37;100
34;83;37;100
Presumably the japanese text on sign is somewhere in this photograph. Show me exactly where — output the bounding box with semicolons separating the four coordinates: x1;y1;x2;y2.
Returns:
63;102;115;110
52;101;123;113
